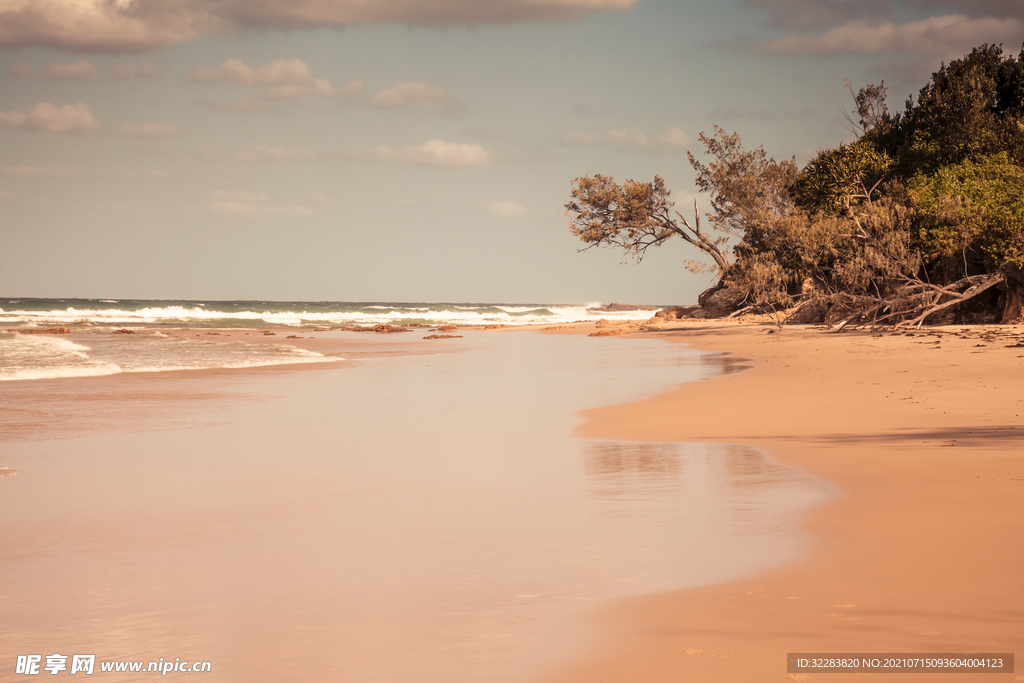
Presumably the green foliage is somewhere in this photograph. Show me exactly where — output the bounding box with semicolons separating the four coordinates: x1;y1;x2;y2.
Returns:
791;140;892;214
909;153;1024;269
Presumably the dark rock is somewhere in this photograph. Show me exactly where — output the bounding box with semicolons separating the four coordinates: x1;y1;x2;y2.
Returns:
587;303;660;313
17;327;69;335
700;286;747;318
653;306;701;320
786;300;829;324
113;328;135;334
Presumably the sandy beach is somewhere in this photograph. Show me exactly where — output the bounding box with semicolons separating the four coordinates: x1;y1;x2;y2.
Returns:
2;321;1022;681
547;320;1024;682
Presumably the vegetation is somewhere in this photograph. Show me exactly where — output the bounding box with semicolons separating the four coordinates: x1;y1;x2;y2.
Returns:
566;44;1024;327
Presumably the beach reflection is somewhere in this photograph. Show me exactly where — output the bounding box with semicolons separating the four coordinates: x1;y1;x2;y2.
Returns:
0;332;828;683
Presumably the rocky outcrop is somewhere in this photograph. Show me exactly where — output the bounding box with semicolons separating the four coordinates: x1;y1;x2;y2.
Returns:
653;306;702;320
423;334;462;339
699;286;748;318
785;300;830;324
587;303;660;313
17;327;69;334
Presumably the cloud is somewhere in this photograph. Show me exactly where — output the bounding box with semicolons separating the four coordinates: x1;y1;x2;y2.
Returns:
0;0;208;53
487;200;527;217
44;60;97;80
367;82;454;110
0;103;99;134
744;0;892;30
0;165;84;178
758;14;1024;56
186;58;334;99
118;122;177;138
217;0;639;30
562;126;690;152
197;147;318;161
210;190;314;218
6;64;35;78
0;0;636;53
109;61;158;79
352;139;491;166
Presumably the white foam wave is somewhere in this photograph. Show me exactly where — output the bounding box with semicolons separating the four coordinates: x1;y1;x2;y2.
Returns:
0;302;657;327
0;331;337;382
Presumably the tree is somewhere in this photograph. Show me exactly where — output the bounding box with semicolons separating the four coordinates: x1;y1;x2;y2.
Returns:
564;127;796;279
564;174;730;277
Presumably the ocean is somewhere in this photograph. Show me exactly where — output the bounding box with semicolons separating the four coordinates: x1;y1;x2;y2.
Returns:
0;298;659;381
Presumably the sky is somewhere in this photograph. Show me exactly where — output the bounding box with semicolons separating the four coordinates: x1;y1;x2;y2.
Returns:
1;0;1022;304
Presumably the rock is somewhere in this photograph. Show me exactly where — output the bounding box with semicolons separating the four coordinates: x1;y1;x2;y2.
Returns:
653;306;701;320
785;300;829;324
113;328;135;334
700;286;747;318
17;327;69;335
587;303;660;313
286;335;299;339
543;325;573;330
355;324;409;334
437;324;457;332
484;324;508;330
423;334;462;339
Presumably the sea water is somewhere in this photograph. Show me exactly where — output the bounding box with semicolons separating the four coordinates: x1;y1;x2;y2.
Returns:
1;298;652;329
0;331;832;682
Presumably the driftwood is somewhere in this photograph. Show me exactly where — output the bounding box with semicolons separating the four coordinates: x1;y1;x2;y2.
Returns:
831;273;1005;331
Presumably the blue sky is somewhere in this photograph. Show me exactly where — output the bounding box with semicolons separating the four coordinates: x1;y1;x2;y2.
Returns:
2;0;1021;304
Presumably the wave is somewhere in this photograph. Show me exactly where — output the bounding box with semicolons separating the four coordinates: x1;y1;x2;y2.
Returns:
0;300;656;328
0;332;337;382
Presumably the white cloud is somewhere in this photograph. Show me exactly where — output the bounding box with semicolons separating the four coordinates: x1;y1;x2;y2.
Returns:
6;64;35;78
562;126;689;152
0;0;636;52
186;58;334;99
211;190;270;203
118;122;177;138
487;200;527;217
0;0;206;53
211;191;315;218
44;60;97;80
0;165;83;178
368;82;453;109
0;103;99;134
109;61;158;80
353;140;491;166
759;14;1024;56
197;147;319;162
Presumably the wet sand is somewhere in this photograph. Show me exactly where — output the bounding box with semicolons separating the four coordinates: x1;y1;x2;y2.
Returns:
545;320;1024;682
3;322;1021;682
0;328;828;682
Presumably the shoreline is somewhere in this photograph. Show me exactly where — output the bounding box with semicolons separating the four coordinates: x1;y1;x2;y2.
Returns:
544;320;1024;682
3;321;1021;682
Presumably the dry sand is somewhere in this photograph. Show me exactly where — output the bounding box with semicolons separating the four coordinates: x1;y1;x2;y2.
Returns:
542;320;1024;682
